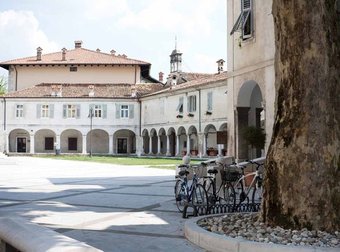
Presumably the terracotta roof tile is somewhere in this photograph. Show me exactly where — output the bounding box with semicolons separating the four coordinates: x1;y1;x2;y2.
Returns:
0;48;150;67
3;83;165;98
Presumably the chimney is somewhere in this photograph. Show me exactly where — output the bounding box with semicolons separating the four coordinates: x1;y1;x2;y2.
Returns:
74;40;83;49
216;59;225;74
121;54;127;58
51;85;62;97
62;48;67;61
171;75;177;86
110;49;116;55
36;47;42;61
88;85;95;97
159;72;164;82
96;48;101;52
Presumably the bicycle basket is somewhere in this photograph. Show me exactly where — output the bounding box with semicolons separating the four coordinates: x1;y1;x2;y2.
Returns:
223;169;240;182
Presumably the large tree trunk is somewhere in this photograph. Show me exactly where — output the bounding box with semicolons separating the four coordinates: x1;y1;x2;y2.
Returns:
262;1;340;232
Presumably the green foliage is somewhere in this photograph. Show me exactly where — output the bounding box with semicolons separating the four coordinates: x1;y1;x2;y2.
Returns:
241;126;266;149
0;76;7;95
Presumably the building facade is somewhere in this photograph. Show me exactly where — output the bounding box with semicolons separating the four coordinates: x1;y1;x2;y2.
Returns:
0;0;276;160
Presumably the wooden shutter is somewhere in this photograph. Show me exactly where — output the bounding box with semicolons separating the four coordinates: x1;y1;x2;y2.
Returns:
102;104;107;119
36;104;41;118
76;105;81;119
115;104;120;119
207;92;213;111
63;105;67;118
49;104;54;118
129;105;134;119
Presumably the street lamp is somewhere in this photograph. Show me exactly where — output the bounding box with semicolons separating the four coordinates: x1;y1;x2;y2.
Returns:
88;107;94;157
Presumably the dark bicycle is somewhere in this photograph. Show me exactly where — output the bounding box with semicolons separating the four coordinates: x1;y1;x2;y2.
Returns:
174;164;208;215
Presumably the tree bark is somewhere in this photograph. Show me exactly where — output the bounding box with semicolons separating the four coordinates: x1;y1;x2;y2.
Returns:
262;0;340;232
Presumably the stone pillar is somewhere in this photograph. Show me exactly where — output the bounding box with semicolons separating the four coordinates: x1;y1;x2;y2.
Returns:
203;133;207;157
198;133;204;158
176;135;180;156
166;135;171;156
5;132;9;154
135;136;143;156
187;134;191;155
55;134;60;153
149;136;152;155
109;134;114;155
157;136;161;155
218;144;223;156
30;134;34;154
82;135;87;154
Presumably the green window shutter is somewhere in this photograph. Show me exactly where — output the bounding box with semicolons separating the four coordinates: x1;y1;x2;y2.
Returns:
89;104;94;117
63;105;67;118
49;104;54;118
187;96;190;112
36;104;41;118
129;105;134;119
115;104;120;119
103;104;107;119
76;105;81;119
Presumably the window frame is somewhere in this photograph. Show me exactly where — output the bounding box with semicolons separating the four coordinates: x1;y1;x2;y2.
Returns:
16;104;24;118
41;104;49;118
67;104;77;118
188;95;197;113
93;104;102;118
230;0;253;40
120;105;129;118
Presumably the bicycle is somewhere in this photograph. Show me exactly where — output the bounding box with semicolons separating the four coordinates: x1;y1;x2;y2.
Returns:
202;161;238;206
174;164;208;214
229;160;263;211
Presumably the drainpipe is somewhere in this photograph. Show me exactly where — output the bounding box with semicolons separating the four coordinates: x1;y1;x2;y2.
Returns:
3;98;6;131
138;98;142;137
198;89;202;133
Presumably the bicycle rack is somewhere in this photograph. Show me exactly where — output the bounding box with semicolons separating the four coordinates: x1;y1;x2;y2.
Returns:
182;202;261;218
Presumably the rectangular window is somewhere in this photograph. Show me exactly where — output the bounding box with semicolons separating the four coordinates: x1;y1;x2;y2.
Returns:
188;95;196;112
70;66;77;72
67;105;77;118
16;104;24;118
45;137;54;150
207;92;213;111
94;105;102;118
176;97;184;113
41;104;49;118
230;0;253;40
120;105;129;118
68;138;77;151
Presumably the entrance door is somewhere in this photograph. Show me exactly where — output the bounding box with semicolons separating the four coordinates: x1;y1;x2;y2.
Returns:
17;137;26;153
117;138;127;154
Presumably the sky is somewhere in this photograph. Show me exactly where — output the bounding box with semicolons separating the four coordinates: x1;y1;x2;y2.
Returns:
0;0;227;80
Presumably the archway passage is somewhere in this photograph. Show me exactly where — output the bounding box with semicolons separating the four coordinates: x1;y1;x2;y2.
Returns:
158;128;167;155
150;129;157;154
9;129;30;153
237;81;264;160
60;129;83;154
188;126;198;156
142;129;150;154
177;127;187;156
204;124;217;156
114;129;136;154
35;129;56;153
167;127;176;157
87;129;109;154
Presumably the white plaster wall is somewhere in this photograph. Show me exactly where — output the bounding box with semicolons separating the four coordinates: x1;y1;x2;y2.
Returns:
8;65;141;91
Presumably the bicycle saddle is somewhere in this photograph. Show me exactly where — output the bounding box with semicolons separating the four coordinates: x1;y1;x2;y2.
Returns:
178;170;190;176
207;169;218;174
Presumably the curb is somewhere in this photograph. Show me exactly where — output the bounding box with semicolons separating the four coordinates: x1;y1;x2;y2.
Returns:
184;215;338;252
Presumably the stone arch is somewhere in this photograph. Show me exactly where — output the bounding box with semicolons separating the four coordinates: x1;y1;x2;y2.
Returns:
60;129;83;153
142;129;150;154
237;80;264;160
167;127;176;156
204;124;218;156
158;128;167;154
113;129;136;154
8;129;30;153
188;126;198;156
177;126;187;155
87;129;109;154
34;129;56;153
149;128;158;154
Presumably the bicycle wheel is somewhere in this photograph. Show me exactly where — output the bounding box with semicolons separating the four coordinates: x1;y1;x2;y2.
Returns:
251;178;263;211
192;184;208;214
222;182;236;206
203;178;216;206
175;180;187;212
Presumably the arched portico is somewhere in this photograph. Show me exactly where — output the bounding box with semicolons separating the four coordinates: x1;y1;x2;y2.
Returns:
8;129;30;153
158;128;167;155
167;127;176;156
177;127;187;156
142;129;150;154
188;126;198;156
150;128;157;154
113;129;136;154
60;129;83;153
236;80;264;160
204;124;218;156
87;129;109;154
34;129;56;153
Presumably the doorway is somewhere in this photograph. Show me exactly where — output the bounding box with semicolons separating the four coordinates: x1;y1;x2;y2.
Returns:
117;138;127;154
17;137;27;153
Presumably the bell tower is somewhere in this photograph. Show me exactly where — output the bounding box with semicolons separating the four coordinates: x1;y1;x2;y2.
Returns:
170;38;182;73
